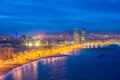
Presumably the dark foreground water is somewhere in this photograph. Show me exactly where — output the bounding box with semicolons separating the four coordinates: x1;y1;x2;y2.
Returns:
4;46;120;80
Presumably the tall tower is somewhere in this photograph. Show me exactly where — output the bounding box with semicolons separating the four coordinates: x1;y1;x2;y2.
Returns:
15;33;18;40
73;28;80;43
81;28;86;43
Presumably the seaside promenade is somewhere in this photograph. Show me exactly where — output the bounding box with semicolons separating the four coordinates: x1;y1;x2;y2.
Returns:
0;40;118;79
0;44;83;77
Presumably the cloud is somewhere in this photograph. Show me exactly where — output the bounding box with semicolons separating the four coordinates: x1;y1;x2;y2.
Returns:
0;0;120;33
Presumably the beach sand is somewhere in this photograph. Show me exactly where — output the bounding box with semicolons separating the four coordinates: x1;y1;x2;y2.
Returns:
0;53;68;78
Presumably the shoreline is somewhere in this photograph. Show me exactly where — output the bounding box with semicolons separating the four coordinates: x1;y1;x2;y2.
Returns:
0;43;105;80
0;53;68;80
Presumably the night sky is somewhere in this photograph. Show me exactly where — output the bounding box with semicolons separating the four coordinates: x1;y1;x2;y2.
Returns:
0;0;120;34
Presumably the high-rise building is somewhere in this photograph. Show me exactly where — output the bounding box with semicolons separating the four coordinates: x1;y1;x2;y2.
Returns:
81;28;86;42
19;35;26;44
73;28;80;43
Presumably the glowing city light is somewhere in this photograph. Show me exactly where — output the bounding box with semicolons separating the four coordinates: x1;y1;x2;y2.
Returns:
35;42;40;47
25;43;27;46
28;42;32;47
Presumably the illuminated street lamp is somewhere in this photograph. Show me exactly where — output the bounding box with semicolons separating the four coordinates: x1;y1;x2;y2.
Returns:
25;43;28;46
35;42;40;47
28;42;32;47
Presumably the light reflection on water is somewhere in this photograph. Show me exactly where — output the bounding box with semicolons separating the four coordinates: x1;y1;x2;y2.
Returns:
4;56;68;80
13;68;22;80
11;61;39;80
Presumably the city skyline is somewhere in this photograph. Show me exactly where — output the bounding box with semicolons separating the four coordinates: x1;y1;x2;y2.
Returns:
0;0;120;80
0;0;120;34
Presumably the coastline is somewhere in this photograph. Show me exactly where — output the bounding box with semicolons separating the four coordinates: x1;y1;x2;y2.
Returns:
0;53;68;80
0;43;106;80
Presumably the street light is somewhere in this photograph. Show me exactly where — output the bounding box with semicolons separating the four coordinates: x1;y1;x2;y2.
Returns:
28;42;32;47
25;43;28;46
35;42;40;47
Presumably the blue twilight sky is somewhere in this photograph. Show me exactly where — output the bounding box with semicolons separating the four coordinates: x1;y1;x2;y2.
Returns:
0;0;120;34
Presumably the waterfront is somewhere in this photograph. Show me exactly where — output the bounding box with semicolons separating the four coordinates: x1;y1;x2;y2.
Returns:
3;45;120;80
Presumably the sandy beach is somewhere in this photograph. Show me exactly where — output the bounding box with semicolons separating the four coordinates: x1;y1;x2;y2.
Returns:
0;53;68;80
0;42;110;80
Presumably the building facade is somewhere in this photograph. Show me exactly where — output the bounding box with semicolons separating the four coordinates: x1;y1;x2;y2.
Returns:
0;47;14;60
81;28;86;43
73;28;80;43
